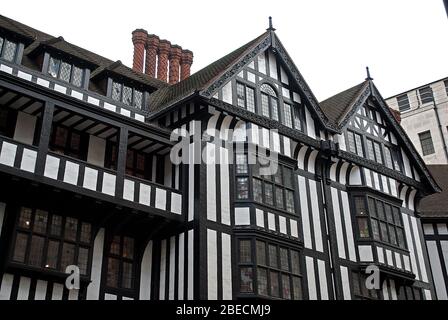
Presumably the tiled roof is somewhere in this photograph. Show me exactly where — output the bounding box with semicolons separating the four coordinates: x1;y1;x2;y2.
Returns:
0;14;168;90
419;165;448;217
319;81;368;125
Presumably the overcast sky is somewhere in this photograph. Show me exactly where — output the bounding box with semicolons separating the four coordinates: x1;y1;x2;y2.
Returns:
2;0;447;100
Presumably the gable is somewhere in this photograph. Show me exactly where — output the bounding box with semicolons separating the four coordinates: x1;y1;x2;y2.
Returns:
337;81;440;193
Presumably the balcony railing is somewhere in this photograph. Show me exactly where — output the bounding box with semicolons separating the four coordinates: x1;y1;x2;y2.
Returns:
0;60;146;123
0;135;183;218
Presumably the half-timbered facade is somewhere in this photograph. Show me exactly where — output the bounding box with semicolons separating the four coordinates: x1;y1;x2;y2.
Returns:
0;15;441;300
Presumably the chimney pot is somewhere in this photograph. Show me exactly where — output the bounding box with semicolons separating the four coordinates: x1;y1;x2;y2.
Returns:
131;29;148;73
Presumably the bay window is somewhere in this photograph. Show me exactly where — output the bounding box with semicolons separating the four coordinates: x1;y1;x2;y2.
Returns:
352;195;406;249
11;207;92;275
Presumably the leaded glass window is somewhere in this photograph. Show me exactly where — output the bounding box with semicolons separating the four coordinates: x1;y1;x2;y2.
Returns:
59;62;72;82
111;81;145;109
260;84;279;120
283;103;293;128
47;57;85;87
106;235;135;290
122;85;133;106
11;207;92;275
1;39;17;62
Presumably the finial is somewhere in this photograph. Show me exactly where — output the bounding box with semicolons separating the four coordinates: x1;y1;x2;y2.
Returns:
365;66;373;81
267;16;276;31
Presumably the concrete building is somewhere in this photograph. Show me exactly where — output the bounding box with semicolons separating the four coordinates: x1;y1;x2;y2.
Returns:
385;77;448;164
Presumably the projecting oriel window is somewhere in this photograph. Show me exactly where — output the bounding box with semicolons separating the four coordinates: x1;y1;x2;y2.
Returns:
237;238;303;300
418;86;434;105
111;81;144;109
396;94;410;112
0;37;18;62
11;207;92;275
48;57;85;87
418;131;435;156
352;195;406;249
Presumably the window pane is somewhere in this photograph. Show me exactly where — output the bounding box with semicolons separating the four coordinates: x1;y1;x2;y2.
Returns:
388;225;398;246
380;222;389;242
70;132;81;152
28;235;45;267
396;228;406;248
256;240;266;265
111;82;122;101
239;240;252;263
419;86;434;104
285;190;295;213
107;257;119;288
78;247;89;275
2;40;17;62
280;248;289;271
384;204;394;223
355;134;364;157
246;87;255;112
122;262;133;289
347;131;356;154
46;240;59;269
257;268;268;296
0;37;4;53
236;82;245;108
122;86;132;105
275;187;284;210
384;146;393;169
253;178;263;202
18;207;32;229
80;223;91;243
392;207;402;226
33;210;48;233
271;98;279;121
54;126;68;147
283;103;293;128
236;177;249;199
292;276;302;300
368;198;376;217
376;200;385;220
133;90;143;108
374;142;383;164
110;236;121;255
50;215;62;236
283;167;293;188
71;66;83;87
270;271;279;297
60;243;75;271
123;237;134;259
48;57;60;78
240;267;253;293
13;232;28;263
397;94;410;112
357;217;370;238
290;250;300;275
352;272;361;296
261;94;270;117
268;245;278;268
264;183;273;205
367;139;375;161
274;165;283;184
371;219;380;240
59;62;72;82
64;217;78;241
354;197;366;215
235;154;248;174
282;275;292;299
293;106;302;131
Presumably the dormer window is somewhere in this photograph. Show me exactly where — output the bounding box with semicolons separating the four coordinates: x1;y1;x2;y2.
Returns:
111;81;143;109
0;36;18;62
48;56;84;87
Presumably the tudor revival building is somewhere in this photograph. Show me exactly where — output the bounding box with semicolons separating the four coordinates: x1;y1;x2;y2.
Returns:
0;14;441;300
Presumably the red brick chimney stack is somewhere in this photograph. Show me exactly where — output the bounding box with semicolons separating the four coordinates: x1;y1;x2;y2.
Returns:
169;45;182;84
145;34;160;78
180;49;193;81
157;40;171;82
131;29;148;73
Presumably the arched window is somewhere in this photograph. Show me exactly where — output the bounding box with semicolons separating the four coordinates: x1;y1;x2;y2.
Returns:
260;84;279;121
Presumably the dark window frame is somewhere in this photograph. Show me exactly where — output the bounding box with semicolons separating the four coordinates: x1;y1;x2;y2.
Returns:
110;80;144;109
105;234;136;291
47;56;85;87
10;206;93;277
236;81;256;113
